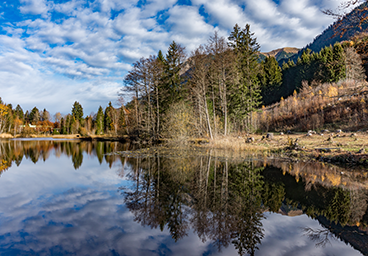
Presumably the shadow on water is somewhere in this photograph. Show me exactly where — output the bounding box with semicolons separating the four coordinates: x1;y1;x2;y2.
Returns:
1;140;368;255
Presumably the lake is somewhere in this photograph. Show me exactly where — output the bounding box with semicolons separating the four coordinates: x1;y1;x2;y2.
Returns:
0;139;367;256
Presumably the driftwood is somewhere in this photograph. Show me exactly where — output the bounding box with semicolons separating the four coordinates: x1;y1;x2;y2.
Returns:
315;147;341;152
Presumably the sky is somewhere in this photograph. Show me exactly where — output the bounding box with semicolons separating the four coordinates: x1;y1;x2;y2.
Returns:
0;0;361;117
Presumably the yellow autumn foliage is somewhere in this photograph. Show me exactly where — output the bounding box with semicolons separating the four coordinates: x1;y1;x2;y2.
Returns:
327;85;338;97
325;172;341;186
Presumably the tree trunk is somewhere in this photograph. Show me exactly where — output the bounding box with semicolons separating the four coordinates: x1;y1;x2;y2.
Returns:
204;95;213;140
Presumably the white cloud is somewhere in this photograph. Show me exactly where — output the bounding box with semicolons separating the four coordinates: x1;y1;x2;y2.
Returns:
166;5;214;51
19;0;49;15
192;0;247;30
0;0;353;114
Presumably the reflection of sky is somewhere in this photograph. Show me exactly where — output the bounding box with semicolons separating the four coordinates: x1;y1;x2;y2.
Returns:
0;150;363;256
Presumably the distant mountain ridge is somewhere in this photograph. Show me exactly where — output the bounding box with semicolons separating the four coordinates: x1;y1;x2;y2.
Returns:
278;2;368;65
261;47;299;58
259;47;299;62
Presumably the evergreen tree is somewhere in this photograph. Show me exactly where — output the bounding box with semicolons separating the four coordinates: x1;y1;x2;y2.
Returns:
301;49;312;64
228;24;262;131
332;42;346;81
60;117;66;134
260;56;283;105
287;59;295;67
320;46;334;82
24;110;30;123
261;56;282;89
162;41;186;110
29;107;40;124
71;101;84;123
65;114;71;134
95;106;104;135
14;104;24;121
41;108;50;121
6;104;14;133
104;102;113;133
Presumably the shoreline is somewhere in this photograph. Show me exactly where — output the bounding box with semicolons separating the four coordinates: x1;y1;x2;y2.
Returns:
1;132;367;167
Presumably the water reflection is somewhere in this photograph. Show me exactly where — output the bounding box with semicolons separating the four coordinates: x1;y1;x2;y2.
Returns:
0;140;366;255
0;139;134;173
122;157;265;255
121;152;368;255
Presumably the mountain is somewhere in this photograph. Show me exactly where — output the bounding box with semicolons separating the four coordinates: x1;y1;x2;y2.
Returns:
259;47;299;62
279;2;368;65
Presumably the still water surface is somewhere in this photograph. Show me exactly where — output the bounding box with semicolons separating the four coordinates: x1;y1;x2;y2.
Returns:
0;140;366;256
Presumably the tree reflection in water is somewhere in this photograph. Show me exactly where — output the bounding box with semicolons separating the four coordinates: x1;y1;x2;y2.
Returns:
303;227;336;248
121;152;368;255
0;140;133;173
122;154;266;255
1;140;368;255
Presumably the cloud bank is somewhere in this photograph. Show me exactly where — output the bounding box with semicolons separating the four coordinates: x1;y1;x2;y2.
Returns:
0;0;359;115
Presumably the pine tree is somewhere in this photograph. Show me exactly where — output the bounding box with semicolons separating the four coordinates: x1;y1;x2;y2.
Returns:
320;46;334;82
162;41;186;110
14;104;24;121
29;107;40;124
71;101;83;123
104;102;113;133
95;106;104;135
228;24;262;131
261;56;282;89
332;42;346;81
24;110;30;123
287;59;295;67
6;104;14;133
60;117;66;134
301;49;312;64
65;114;71;134
42;108;50;121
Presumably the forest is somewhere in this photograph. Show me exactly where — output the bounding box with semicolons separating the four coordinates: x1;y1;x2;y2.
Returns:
0;23;368;140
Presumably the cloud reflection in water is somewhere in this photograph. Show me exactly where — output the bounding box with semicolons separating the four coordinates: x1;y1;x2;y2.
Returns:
0;142;364;256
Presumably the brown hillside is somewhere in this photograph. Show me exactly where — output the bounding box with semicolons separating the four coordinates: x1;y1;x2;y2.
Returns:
261;47;299;58
258;80;368;132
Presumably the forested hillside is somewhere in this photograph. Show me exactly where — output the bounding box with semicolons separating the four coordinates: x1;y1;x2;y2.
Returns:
279;2;368;65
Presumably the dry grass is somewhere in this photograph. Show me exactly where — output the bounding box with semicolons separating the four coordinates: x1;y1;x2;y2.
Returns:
257;80;368;132
0;133;13;138
208;135;283;152
197;131;368;160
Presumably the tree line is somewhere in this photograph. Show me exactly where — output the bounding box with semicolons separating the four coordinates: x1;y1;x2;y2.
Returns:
122;23;366;139
1;23;366;138
0;99;127;136
262;40;366;105
123;24;264;140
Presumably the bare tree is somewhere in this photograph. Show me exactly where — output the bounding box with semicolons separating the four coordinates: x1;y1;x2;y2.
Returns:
345;46;367;80
54;112;62;123
206;31;235;135
190;45;213;139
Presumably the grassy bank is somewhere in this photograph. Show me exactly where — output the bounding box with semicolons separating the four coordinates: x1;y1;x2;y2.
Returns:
2;131;367;167
199;131;368;167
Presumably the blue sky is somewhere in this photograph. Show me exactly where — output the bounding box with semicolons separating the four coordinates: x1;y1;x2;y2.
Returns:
0;0;359;116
